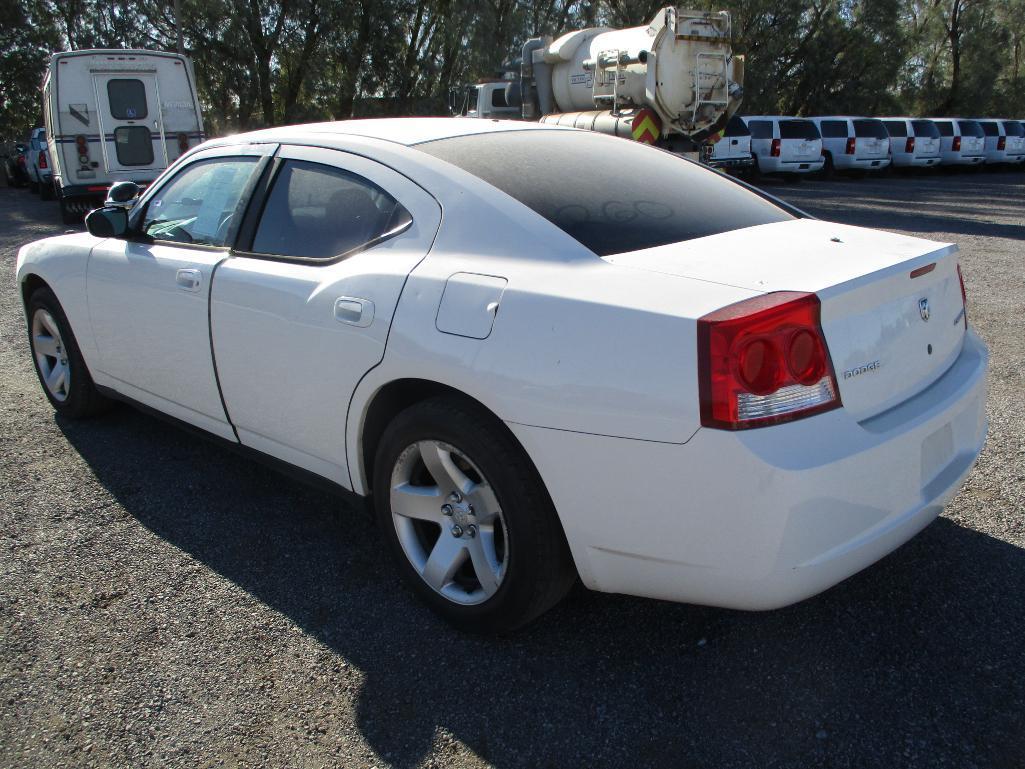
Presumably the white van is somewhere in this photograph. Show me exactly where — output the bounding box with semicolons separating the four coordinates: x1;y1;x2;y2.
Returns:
809;116;890;175
929;118;986;167
42;49;204;223
880;118;941;168
741;116;824;177
977;119;1025;166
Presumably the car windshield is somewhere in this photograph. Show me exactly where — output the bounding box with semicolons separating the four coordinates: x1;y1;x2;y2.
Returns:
780;120;820;140
854;119;888;139
911;120;941;138
416;130;794;257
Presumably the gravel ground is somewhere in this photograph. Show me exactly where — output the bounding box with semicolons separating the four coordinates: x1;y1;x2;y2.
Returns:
1;169;1023;769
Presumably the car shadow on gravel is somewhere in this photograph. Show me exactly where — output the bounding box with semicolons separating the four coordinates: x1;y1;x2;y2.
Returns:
57;408;1025;768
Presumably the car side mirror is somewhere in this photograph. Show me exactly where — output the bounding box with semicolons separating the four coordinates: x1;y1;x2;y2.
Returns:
85;207;129;239
106;181;141;208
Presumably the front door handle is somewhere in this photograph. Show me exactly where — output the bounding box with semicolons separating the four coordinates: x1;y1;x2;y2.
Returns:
334;297;374;328
176;268;201;292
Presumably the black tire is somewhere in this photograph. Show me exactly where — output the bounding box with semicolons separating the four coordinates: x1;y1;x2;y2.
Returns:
59;196;80;226
820;152;834;179
26;287;114;419
373;395;576;634
40;180;55;201
29;178;39;194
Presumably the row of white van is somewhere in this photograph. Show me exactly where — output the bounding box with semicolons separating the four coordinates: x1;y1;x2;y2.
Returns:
709;116;1025;176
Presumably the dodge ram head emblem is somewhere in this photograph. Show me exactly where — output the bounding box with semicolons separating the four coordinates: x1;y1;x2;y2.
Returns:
919;298;930;322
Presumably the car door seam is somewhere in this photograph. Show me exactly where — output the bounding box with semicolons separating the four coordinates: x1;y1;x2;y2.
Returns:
207;255;241;443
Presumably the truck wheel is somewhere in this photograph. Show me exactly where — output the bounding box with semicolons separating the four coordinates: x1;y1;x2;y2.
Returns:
373;396;576;634
26;287;114;419
40;180;55;201
29;178;39;194
820;153;834;179
60;197;81;226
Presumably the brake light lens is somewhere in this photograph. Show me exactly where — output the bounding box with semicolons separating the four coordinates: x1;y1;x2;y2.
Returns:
177;132;189;154
698;292;841;430
38;152;47;169
845;137;856;155
75;135;89;165
905;137;915;153
770;138;781;157
997;136;1006;151
952;136;961;152
957;263;968;329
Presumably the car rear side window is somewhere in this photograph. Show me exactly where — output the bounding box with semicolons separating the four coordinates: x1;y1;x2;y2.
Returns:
251;160;411;260
416;130;794;257
934;121;954;137
883;120;908;137
957;120;984;137
723;115;750;137
911;120;940;138
820;120;848;138
780;120;820;140
854;119;888;139
107;79;148;120
1003;121;1025;137
142;156;260;246
113;126;154;166
747;120;773;139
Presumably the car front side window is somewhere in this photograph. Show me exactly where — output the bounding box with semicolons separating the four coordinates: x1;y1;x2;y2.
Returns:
140;157;260;247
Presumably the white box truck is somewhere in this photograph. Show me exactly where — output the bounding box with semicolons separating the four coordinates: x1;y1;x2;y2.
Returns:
42;49;204;224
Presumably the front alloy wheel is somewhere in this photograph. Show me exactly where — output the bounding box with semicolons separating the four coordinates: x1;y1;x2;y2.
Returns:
31;309;71;402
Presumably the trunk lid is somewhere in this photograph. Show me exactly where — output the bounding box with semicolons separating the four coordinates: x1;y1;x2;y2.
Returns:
604;219;967;422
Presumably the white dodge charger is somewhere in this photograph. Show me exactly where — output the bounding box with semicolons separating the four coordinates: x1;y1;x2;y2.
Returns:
17;119;988;633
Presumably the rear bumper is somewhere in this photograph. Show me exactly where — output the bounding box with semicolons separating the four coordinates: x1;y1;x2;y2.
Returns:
835;156;891;170
941;154;985;165
511;330;988;610
892;154;940;168
759;158;825;174
707;156;755;170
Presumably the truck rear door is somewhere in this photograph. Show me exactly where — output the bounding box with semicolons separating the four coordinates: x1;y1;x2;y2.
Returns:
779;120;821;163
93;73;167;176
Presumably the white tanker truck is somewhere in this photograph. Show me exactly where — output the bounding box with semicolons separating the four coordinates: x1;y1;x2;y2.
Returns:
455;7;745;163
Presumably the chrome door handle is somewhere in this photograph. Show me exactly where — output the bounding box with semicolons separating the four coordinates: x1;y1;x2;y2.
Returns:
334;297;374;328
176;268;201;292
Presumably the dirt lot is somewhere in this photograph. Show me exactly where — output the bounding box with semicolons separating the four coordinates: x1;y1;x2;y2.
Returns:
2;169;1023;769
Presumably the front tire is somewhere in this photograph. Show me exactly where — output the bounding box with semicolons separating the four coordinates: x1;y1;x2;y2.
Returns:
373;396;576;634
26;287;113;419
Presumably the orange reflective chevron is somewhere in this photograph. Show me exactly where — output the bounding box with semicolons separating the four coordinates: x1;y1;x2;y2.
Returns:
631;109;661;143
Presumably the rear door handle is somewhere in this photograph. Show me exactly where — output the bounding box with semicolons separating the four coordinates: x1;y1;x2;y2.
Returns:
176;268;201;292
334;297;374;328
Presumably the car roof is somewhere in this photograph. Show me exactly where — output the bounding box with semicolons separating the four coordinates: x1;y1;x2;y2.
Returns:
218;118;576;148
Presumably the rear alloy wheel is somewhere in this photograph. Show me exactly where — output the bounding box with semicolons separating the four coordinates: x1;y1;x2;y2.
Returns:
27;287;113;418
374;396;575;634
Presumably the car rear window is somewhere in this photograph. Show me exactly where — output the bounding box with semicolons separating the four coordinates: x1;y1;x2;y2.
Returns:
911;120;940;138
820;120;848;138
416;130;795;257
957;120;984;137
934;120;954;137
883;120;908;137
723;115;750;137
854;119;888;139
979;121;999;137
107;79;148;120
1002;121;1025;137
780;120;820;140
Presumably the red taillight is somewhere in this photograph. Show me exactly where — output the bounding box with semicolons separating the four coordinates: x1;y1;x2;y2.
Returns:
770;138;781;157
38;152;47;169
178;132;189;154
905;137;915;153
952;136;961;152
845;137;856;155
997;136;1006;151
957;264;968;329
698;292;841;430
75;135;89;165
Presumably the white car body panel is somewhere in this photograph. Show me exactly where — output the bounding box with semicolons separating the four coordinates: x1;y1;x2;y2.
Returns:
16;118;989;612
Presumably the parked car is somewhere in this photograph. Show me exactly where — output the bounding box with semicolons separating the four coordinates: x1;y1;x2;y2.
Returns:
26;128;54;198
2;143;30;187
810;116;891;176
976;119;1025;166
929;118;986;168
704;114;754;173
16;119;987;633
742;116;825;177
881;117;942;168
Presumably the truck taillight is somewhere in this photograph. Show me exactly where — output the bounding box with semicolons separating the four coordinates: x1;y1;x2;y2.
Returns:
38;152;47;169
952;136;961;152
905;137;915;153
698;292;841;430
770;138;781;157
178;132;189;154
75;135;89;165
997;136;1006;151
845;137;855;155
957;264;968;329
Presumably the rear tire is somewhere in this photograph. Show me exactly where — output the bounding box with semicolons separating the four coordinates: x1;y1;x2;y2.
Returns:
40;180;54;201
29;178;39;194
373;396;576;634
59;195;80;226
820;153;834;179
26;287;114;419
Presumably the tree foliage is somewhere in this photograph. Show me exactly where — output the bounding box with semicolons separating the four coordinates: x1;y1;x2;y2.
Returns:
2;0;1023;141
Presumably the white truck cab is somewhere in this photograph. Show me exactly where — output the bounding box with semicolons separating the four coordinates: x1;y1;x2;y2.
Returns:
810;116;890;175
880;118;942;168
741;116;824;177
42;49;204;224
